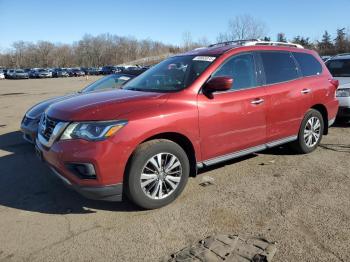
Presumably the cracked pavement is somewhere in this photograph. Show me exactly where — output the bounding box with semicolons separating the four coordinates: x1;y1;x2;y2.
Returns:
0;77;349;261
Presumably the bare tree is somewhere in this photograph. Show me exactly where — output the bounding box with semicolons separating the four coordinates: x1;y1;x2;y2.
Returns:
218;15;268;41
182;31;194;51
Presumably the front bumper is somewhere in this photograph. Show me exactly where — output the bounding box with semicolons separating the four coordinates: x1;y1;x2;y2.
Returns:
35;137;125;202
20;116;39;143
49;166;122;201
15;75;29;79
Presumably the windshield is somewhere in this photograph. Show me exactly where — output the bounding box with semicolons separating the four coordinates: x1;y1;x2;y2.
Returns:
16;69;24;73
122;55;216;92
81;74;133;93
326;59;350;77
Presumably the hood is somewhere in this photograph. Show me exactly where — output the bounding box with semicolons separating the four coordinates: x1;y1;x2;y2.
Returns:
335;77;350;87
46;89;169;121
26;93;77;119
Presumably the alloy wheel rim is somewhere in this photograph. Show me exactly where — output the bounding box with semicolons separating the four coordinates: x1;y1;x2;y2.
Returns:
304;116;321;148
140;153;182;200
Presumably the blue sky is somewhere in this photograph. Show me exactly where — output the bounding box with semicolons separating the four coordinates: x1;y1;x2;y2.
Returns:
0;0;349;50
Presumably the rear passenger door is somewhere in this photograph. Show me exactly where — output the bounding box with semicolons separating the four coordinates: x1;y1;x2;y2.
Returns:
258;51;313;143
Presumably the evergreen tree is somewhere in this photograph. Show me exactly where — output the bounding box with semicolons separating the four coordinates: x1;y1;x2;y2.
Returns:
334;28;348;53
317;31;334;55
292;36;313;49
277;33;287;42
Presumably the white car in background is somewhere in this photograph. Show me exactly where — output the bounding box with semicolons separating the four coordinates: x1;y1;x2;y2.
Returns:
326;54;350;120
0;70;5;79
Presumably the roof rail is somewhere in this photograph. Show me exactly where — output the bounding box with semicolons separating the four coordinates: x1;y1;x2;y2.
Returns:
208;39;260;48
208;39;304;49
243;40;304;49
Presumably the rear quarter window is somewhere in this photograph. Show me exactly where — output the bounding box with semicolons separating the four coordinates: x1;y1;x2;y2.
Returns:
293;52;322;77
260;51;299;85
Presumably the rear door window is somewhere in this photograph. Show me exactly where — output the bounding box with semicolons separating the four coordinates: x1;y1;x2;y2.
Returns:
293;52;322;77
260;52;299;85
212;53;258;90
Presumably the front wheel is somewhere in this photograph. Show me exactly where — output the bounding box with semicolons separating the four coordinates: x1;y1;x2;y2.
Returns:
291;109;324;154
125;139;189;209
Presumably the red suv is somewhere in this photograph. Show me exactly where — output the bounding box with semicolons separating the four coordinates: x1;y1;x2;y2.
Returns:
35;40;339;209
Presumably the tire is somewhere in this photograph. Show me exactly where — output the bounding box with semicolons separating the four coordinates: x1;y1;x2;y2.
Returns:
125;139;189;209
291;109;324;154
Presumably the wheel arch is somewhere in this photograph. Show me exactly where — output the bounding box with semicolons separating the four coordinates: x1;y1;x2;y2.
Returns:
310;104;328;135
125;132;198;179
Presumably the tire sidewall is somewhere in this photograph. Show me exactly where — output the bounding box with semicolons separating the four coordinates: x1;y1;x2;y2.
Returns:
126;140;190;209
297;109;324;153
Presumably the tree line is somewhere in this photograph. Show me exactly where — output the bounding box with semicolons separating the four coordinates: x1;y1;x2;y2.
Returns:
1;15;350;68
213;15;350;56
0;34;181;68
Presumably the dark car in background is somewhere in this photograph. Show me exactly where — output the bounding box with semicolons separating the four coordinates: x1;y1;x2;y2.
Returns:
68;68;85;77
101;65;121;75
30;69;52;78
81;67;100;75
21;73;139;143
52;69;69;77
123;66;149;75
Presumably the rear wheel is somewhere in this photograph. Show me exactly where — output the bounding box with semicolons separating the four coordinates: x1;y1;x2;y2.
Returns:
291;109;324;154
125;139;189;209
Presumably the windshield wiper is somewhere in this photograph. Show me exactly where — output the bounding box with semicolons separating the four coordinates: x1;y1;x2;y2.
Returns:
125;87;148;92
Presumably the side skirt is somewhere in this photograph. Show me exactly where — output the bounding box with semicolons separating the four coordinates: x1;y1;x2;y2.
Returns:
197;135;297;168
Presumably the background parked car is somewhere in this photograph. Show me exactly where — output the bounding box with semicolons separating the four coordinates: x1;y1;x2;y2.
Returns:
0;70;5;79
326;54;350;120
68;68;85;77
81;67;100;75
6;69;15;79
29;69;38;78
21;73;138;143
101;65;120;75
6;69;29;79
29;69;52;78
52;69;69;77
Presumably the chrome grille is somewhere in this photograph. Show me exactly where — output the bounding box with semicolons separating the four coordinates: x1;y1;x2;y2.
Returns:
39;114;58;141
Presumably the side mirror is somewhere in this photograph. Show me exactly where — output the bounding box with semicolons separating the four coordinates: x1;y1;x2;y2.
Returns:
203;76;233;92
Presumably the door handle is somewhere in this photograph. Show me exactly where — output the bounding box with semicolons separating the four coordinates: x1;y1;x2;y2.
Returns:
301;88;311;94
251;98;264;105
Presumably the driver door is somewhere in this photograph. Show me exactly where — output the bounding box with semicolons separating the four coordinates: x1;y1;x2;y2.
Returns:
197;52;267;162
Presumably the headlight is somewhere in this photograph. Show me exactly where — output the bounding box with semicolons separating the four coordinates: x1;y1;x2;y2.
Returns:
336;89;350;97
60;120;127;141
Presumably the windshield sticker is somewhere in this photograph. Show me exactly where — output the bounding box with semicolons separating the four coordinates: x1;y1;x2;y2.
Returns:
119;76;131;80
193;56;216;62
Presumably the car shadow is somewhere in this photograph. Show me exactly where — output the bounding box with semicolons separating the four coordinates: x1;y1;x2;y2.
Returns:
197;154;257;175
0;131;141;214
332;119;350;128
258;144;299;156
318;143;350;153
